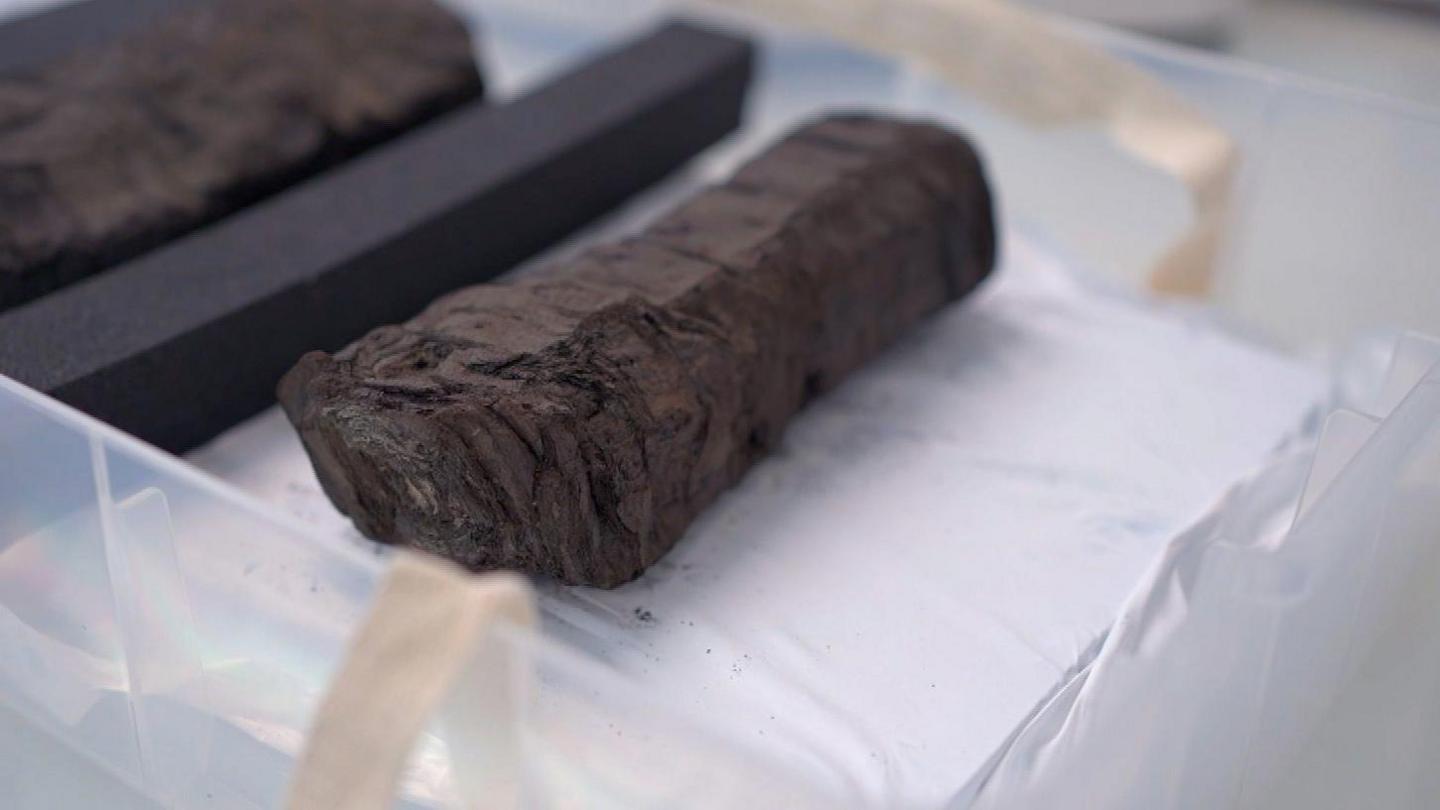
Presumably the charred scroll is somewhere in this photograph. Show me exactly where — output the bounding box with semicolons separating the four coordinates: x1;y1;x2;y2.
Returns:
281;115;997;587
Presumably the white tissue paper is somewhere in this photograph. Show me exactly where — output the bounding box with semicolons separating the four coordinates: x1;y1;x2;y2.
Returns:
961;333;1440;810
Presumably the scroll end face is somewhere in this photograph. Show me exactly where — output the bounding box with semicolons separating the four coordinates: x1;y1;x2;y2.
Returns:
907;119;1001;293
902;117;1001;288
276;351;373;536
966;153;1001;287
784;111;1000;290
276;350;330;426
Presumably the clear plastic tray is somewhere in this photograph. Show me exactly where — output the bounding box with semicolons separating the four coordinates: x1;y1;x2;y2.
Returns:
0;370;846;808
3;0;1439;807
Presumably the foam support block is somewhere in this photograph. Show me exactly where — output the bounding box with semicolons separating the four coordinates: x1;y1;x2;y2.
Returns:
0;21;754;453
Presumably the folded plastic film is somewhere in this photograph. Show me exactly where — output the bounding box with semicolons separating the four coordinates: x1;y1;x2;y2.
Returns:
0;377;209;805
961;332;1440;809
705;0;1236;295
0;371;389;808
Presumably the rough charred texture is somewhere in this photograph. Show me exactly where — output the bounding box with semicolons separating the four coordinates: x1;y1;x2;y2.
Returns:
280;114;997;587
0;0;482;309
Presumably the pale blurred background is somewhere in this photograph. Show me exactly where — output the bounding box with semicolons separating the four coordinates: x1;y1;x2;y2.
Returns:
0;0;1434;344
1021;0;1440;108
2;0;1437;108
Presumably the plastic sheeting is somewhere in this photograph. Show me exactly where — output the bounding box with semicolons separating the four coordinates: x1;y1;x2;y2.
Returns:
961;334;1440;809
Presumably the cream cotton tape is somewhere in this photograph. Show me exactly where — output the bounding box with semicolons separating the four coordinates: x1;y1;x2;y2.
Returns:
287;553;536;810
709;0;1237;294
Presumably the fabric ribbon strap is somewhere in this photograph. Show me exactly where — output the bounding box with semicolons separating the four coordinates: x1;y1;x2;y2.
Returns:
287;552;537;810
711;0;1237;295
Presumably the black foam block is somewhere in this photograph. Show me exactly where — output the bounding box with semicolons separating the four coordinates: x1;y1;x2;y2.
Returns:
0;20;754;452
